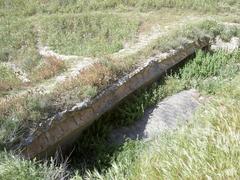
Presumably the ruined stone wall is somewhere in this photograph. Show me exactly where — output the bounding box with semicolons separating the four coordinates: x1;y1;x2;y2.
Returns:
21;37;210;159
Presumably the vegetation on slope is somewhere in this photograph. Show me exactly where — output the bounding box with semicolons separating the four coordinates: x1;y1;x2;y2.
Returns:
0;43;239;180
0;152;68;180
48;20;240;108
0;1;240;179
0;13;140;91
0;20;239;152
78;89;240;179
72;50;240;179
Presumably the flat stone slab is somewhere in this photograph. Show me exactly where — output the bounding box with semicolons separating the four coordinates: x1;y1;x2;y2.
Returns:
109;89;202;144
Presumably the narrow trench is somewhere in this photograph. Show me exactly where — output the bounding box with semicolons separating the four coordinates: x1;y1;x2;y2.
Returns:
63;47;209;175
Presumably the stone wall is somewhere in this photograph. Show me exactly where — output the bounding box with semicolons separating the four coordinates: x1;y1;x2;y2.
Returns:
20;37;210;159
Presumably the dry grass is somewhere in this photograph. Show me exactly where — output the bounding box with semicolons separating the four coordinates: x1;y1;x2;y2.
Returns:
30;57;66;82
0;151;68;180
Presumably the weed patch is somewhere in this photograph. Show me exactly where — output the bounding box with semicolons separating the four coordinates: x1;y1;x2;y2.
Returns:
0;20;239;150
79;80;240;179
70;49;240;177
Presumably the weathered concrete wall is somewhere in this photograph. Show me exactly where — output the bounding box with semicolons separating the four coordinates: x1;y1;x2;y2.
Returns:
20;37;210;159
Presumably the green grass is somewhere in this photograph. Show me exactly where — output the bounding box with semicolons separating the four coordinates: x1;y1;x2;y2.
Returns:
68;50;240;177
49;20;240;107
39;13;140;56
0;17;40;70
0;1;240;178
0;20;239;151
1;0;239;16
0;16;43;91
0;151;68;180
0;12;140;92
139;20;240;57
0;0;239;94
79;93;240;179
0;42;239;180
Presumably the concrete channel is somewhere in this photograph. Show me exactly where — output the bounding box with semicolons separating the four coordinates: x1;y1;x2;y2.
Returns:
20;37;210;159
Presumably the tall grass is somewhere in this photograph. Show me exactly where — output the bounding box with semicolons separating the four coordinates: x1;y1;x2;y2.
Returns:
0;151;68;180
1;52;239;179
70;50;240;177
80;94;240;179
